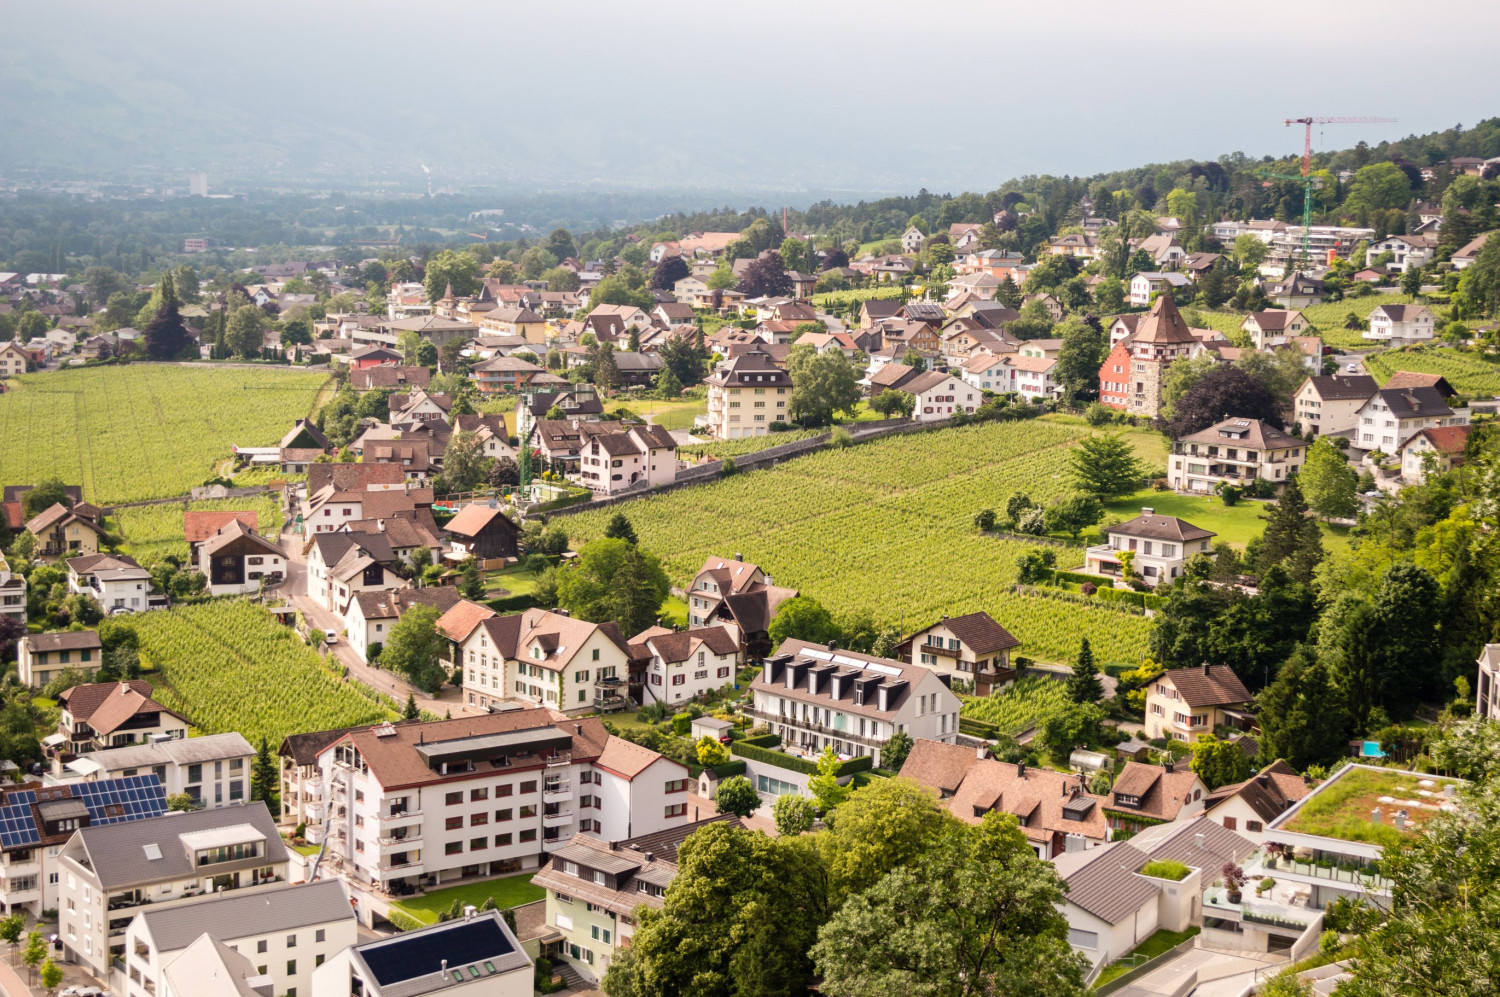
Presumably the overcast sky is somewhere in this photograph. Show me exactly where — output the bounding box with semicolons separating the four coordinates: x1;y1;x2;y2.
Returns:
5;0;1498;195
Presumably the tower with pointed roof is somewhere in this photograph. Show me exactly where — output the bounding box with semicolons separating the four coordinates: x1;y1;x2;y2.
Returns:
1097;294;1196;418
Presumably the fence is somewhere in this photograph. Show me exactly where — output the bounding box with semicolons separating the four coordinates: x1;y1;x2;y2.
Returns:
103;483;282;512
1093;936;1201;996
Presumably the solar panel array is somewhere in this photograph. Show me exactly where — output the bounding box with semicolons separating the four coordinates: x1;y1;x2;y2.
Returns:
0;774;166;850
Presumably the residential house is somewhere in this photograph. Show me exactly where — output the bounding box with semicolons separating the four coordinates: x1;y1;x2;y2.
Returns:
949;223;983;249
1364;303;1436;347
1201;760;1311;845
17;631;103;688
703;349;792;439
122;880;357;997
1006;353;1060;401
1452;231;1492;270
306;529;411;615
339;515;444;569
311;908;532;997
364;440;437;483
1401;424;1470;484
897;612;1019;695
154;933;270;997
1144;664;1253;742
61;732;254;810
25;502;106;561
857;299;902;328
877;318;942;355
866;360;923;395
629;626;741;706
1383;370;1456;398
66;553;154;614
750;641;963;767
1128;272;1191;307
1477;644;1500;720
349;364;431;392
0;775;167;918
1181;252;1223;281
1241;310;1309;350
1047;233;1099;260
671;274;711;306
960;353;1012;393
1052;842;1163;972
1096;295;1198;417
1293;374;1378;437
299;710;690;895
0;340;28;377
1137;234;1187;268
0;552;26;627
347;346;403;369
389;388;453;426
442;503;520;567
452;414;517;462
1085;509;1216;589
1168;418;1307;493
900;226;927;254
903;369;980;421
471;355;547;395
54;680;189;758
1368;233;1438;273
346;588;462;664
1353;385;1461;454
531;419;622;473
531;818;738;984
684;555;798;657
1024;293;1064;321
575;423;678;496
193;519;285;596
899;740;1109;858
477;305;546;342
462;607;632;712
1102;761;1209;836
1264;272;1326;309
515;385;602;442
57;802;289;979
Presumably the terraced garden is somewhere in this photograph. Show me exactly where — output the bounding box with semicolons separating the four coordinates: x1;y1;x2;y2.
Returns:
565;420;1155;666
0;364;329;504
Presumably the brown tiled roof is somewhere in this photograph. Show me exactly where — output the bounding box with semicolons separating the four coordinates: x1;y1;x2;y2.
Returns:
1179;418;1304;451
916;612;1019;655
869;363;920;389
443;503;517;539
1407;425;1470;455
594;738;669;781
1051;843;1158;924
1383;371;1455;397
1301;374;1377;401
1107;762;1204;821
434;599;496;643
1204;760;1310;825
352;586;462;621
1131;294;1196;345
1162;664;1251;708
897;737;980;795
643;626;739;663
306;462;406;494
184;510;259;543
59;680;154;721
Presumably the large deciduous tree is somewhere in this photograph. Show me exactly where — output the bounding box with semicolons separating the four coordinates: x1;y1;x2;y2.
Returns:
1053;318;1106;403
422;250;481;301
1299;438;1359;519
738;250;793;298
768;596;840;647
1164;365;1283;439
381;604;450;693
788;348;861;426
1069;433;1145;500
225;304;267;359
555;538;669;636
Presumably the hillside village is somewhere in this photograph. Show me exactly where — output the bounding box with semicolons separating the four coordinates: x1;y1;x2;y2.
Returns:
0;123;1499;997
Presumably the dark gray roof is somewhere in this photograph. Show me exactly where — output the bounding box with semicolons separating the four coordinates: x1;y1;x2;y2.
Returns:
1373;386;1453;421
75;801;286;890
23;631;103;653
137;880;353;952
350;910;531;993
1052;842;1159;924
1303;374;1377;401
1107;512;1215;543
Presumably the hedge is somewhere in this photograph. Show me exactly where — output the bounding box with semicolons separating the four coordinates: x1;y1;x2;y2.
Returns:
739;732;783;748
531;490;594;514
686;759;748;780
959;716;1001;738
487;594;540;614
1050;568;1101;586
729;740;873;777
386;910;426;932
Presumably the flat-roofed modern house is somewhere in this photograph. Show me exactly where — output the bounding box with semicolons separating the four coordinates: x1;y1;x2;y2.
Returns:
311;907;533;997
59;731;255;809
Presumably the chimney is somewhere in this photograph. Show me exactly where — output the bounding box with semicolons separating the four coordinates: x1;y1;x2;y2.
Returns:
1371;807;1382;824
1394;810;1408;830
441;960;448;976
1201;662;1211;677
976;745;987;760
734;552;743;562
1194;832;1206;850
609;840;620;850
463;905;477;920
643;851;655;862
826;640;837;652
1164;761;1175;774
1257;774;1270;788
1016;761;1026;778
1141;506;1154;516
574;723;582;735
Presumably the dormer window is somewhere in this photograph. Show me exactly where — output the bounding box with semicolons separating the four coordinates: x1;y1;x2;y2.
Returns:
531;646;542;660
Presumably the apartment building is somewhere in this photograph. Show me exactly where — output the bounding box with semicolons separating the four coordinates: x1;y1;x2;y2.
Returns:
57;802;289;979
122;880;357;997
1144;664;1253;742
446;607;634;713
301;711;689;903
1353;386;1462;454
704;348;792;438
16;630;103;688
749;640;963;767
0;552;25;627
1167;418;1307;493
60;732;254;809
0;775;167;917
311;907;532;997
531;816;739;984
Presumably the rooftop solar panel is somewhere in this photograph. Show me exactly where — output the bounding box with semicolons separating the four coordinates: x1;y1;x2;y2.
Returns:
0;775;166;851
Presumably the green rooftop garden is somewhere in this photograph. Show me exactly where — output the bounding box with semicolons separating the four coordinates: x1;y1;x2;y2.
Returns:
1282;766;1457;848
1139;859;1191;881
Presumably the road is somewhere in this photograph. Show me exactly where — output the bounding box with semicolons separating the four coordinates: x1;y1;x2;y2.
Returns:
270;525;467;720
1331;352;1369;376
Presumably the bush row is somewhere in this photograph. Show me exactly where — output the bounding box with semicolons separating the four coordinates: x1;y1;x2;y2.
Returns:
729;740;874;777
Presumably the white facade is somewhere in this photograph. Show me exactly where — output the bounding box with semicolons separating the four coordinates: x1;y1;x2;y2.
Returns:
1368;235;1436;273
1353;391;1465;454
638;631;740;706
457;610;633;713
960;357;1012;393
1363;304;1436;346
68;557;152;614
1478;644;1500;721
1293;377;1376;437
312;909;532;997
910;372;980;421
64;733;255;809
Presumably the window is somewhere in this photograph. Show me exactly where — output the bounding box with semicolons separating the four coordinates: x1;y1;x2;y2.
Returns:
470;812;488;826
1223;817;1237;831
496;808;513;821
446;842;464;855
519;805;537;818
665;803;687;818
1067;928;1099;950
446;816;463;831
287;934;297;947
470;787;488;802
497;784;513;797
471;837;488;851
446;791;463;806
520;829;537;843
520;780;537;793
287;960;296;977
664;779;687;793
315;929;325;943
257;940;268;954
496;832;513;846
1246;820;1263;833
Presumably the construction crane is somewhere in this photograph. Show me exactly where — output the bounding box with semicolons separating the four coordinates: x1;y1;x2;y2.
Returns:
1267;116;1397;271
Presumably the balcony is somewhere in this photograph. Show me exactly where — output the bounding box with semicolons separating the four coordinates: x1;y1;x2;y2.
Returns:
380;862;423;880
371;809;422;830
542;808;575;828
543;782;573;803
1203;887;1315;935
742;708;885;749
1259;854;1392;893
378;831;422;848
542;835;571;853
303;777;324;798
381;854;423;873
546;752;573;768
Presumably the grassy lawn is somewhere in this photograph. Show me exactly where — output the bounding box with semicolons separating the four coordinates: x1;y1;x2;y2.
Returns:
290;841;322;857
390;874;544;925
640;397;707;431
1092;927;1200;989
659;595;689;628
487;565;539;596
1102;488;1348;551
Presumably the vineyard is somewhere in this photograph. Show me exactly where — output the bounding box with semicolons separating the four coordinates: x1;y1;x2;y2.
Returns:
1301;295;1428;350
111;495;287;565
1366;347;1500;397
810;286;908;309
132;601;395;746
565;420;1154;665
0;365;329;504
959;675;1071;736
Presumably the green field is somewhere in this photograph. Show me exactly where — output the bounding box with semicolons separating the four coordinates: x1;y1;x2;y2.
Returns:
390;874;544;926
1366;347;1500;397
1101;489;1349;550
111;495;287;565
133;601;396;745
960;675;1071;736
0;365;329;504
564;420;1154;666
